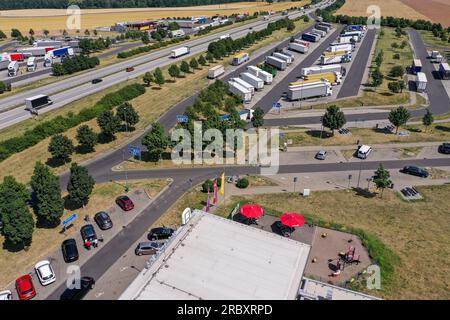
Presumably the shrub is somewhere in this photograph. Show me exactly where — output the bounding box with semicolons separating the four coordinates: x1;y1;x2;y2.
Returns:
236;178;249;189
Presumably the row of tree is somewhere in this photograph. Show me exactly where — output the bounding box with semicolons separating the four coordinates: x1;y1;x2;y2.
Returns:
79;38;112;54
52;55;100;76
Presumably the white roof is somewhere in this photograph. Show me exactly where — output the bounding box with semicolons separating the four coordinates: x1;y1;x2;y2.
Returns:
417;72;427;82
241;72;263;82
299;278;381;300
359;145;371;153
413;59;422;67
229;81;252;94
120;210;311;300
440;63;450;71
25;94;48;101
232;78;254;89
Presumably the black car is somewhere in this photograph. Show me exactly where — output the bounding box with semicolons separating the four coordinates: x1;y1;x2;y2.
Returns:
147;227;175;241
438;142;450;154
60;276;95;300
61;239;79;263
94;211;113;230
402;165;429;178
80;224;97;244
91;78;103;84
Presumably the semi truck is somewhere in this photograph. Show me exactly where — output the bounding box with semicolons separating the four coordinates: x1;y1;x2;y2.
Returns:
347;25;366;31
171;46;190;58
265;56;287;71
228;81;252;103
240;72;264;90
246;65;273;84
287;80;332;101
328;43;354;52
27;57;37;72
411;59;422;74
34;40;63;48
231;77;255;95
439;62;450;80
9;53;25;61
207;65;225;79
46;47;74;58
273;52;293;64
302;33;320;42
293;39;310;47
17;47;53;57
339;35;358;43
7;61;19;76
289;42;309;54
232;52;249;66
320;54;351;65
310;32;323;39
415;72;427;92
238;109;255;121
301;64;343;77
323;50;349;57
312;29;326;37
24;94;53;111
315;24;330;33
342;31;364;38
303;71;342;85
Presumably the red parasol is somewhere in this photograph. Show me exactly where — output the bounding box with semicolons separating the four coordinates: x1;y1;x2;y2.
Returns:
240;204;264;218
280;213;305;228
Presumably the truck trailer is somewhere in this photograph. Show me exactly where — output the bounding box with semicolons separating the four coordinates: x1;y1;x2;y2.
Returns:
0;59;10;71
27;57;37;72
246;65;273;84
232;52;249;66
439;63;450;80
289;42;309;53
301;64;343;77
315;24;330;33
302;33;320;43
24;94;53;111
411;59;422;74
312;29;326;37
240;72;264;90
17;47;53;57
238;109;255;122
9;53;25;61
273;52;293;64
228;81;252;103
265;56;287;71
415;72;427;92
293;39;310;47
320;54;351;65
231;78;255;95
287;81;332;101
207;65;225;79
303;71;342;85
171;46;190;58
34;40;62;48
339;35;358;43
328;43;354;52
47;47;74;58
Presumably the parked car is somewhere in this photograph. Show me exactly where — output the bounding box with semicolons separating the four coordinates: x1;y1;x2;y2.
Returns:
135;241;165;256
402;165;429;178
15;275;36;300
0;290;12;300
438;142;450;154
91;78;103;84
315;150;327;160
147;227;175;241
126;67;134;72
80;224;97;246
273;221;295;238
60;276;95;300
94;211;113;230
116;195;134;211
35;260;56;286
62;239;79;263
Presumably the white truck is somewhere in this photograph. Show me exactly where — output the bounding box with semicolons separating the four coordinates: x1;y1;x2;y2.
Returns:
301;64;343;77
339;35;358;43
238;109;255;121
328;43;354;52
7;61;19;77
231;77;255;95
320;54;351;65
219;34;231;40
24;94;53;111
312;29;326;37
27;57;37;72
0;59;10;71
287;80;332;101
273;52;293;64
207;65;225;79
240;72;264;90
293;39;310;47
416;72;427;92
265;56;287;71
288;42;309;53
246;65;273;84
228;81;252;103
171;46;190;58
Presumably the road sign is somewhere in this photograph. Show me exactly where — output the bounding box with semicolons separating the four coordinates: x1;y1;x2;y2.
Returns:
128;145;141;158
220;114;230;121
176;115;189;123
62;213;77;226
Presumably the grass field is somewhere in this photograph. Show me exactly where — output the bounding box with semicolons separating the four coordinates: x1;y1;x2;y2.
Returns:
0;178;168;288
212;185;450;299
0;1;310;34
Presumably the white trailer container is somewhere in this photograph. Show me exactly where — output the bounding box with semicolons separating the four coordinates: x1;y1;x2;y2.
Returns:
288;42;309;53
7;61;19;77
231;77;255;95
293;39;310;47
240;72;264;90
170;46;190;58
246;65;273;84
24;94;53;111
301;64;343;77
339;35;358;43
320;54;351;65
265;56;287;71
228;81;252;103
34;40;62;48
328;43;353;52
416;72;427;92
273;52;293;64
17;47;47;56
238;109;254;121
439;62;450;80
315;24;330;33
312;29;326;37
310;32;323;39
27;57;37;72
207;65;225;79
287;81;332;101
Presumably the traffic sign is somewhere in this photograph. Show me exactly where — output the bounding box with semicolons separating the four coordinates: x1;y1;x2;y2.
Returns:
220;114;230;121
62;213;77;226
176;115;189;123
128;145;141;158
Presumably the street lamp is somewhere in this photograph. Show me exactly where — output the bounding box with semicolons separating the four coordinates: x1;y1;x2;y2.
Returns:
347;174;352;189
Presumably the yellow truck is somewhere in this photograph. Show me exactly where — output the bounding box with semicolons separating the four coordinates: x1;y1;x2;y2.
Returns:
289;79;323;87
232;52;250;66
303;72;342;85
322;50;348;57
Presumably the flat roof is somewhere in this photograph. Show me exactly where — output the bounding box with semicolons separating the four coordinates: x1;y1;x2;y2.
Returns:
120;210;311;300
299;278;381;300
417;72;427;82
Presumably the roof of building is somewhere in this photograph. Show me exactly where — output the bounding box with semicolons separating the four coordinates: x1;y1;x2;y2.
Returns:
120;210;311;300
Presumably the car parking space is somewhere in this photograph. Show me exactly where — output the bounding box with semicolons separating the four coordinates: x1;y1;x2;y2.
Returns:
280;149;345;164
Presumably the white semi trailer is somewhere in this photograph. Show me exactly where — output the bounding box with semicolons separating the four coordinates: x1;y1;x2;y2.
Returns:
273;52;293;64
265;56;287;71
288;42;309;53
287;80;332;101
240;72;264;90
301;64;343;77
231;77;255;95
228;81;252;103
246;65;273;84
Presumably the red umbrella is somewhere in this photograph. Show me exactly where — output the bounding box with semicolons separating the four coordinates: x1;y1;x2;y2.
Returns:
240;204;264;218
280;213;305;228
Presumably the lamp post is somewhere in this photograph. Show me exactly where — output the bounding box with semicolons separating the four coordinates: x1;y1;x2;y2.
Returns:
347;174;352;189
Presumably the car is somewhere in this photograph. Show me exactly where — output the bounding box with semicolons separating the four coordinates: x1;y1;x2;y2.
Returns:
273;221;295;238
94;211;113;230
126;67;134;72
80;224;97;245
62;239;79;263
116;195;134;211
147;227;175;241
15;275;36;300
91;78;103;84
438;142;450;154
60;276;95;300
402;165;429;178
0;290;12;300
135;241;165;256
35;260;56;286
315;150;327;160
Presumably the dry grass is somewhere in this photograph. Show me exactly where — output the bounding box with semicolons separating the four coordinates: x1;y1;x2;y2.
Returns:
0;178;168;288
0;1;310;34
246;175;278;187
399;146;422;158
212;185;450;299
427;167;450;179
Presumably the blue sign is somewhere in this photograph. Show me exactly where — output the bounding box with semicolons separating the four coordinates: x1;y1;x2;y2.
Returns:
220;114;230;121
62;213;77;226
272;101;281;108
128;145;142;158
176;115;189;123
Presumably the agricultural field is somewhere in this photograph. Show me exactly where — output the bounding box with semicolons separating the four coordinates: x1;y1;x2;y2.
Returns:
400;0;450;27
0;1;310;34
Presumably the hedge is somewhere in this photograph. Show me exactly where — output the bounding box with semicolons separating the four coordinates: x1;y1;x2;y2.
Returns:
117;36;191;59
0;83;146;162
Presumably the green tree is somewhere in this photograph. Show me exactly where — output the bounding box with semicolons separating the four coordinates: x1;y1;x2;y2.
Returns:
52;63;65;76
30;162;64;226
206;52;214;63
117;102;140;129
29;28;34;36
97;110;121;140
189;57;199;70
76;125;97;152
141;122;169;161
371;67;384;87
393;53;400;59
180;60;190;74
251;107;264;128
373;164;392;198
422;109;434;132
0;81;7;94
390;65;404;78
11;28;23;39
388;81;401;93
168;64;181;80
153;67;165;87
0;30;7;39
388;106;411;134
143;72;154;87
391;42;398;49
43;29;49;37
398;80;406;93
321;105;346;136
48;134;74;163
67;163;95;209
84;29;90;36
141;32;150;44
198;55;207;66
224;97;237;113
0;176;34;248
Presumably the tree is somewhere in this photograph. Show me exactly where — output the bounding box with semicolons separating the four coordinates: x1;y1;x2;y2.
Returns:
422;109;434;131
0;176;34;248
143;72;154;87
198;55;207;66
30;162;64;226
29;28;34;36
393;53;400;59
168;64;181;80
180;61;190;74
321;105;346;136
390;65;404;78
43;29;49;37
236;178;249;189
141;122;169;161
398;80;406;93
373;164;392;198
117;102;140;129
11;28;23;39
371;67;384;87
84;29;90;36
67;163;95;209
251;107;264;128
206;52;214;63
189;57;199;70
0;30;7;39
141;32;150;44
391;42;398;49
0;81;7;94
388;81;401;93
76;125;97;152
48;134;74;163
224;97;237;113
153;67;165;87
388;106;411;134
97;110;121;140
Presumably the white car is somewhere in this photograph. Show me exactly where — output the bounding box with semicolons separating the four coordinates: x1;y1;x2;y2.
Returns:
0;290;12;300
35;260;56;286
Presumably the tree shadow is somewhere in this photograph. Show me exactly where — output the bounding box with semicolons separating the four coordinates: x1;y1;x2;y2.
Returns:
352;187;377;199
2;239;31;253
75;145;94;155
166;79;176;83
97;132;116;144
436;125;450;132
305;130;332;139
46;157;69;168
151;87;163;90
380;92;394;97
63;195;82;211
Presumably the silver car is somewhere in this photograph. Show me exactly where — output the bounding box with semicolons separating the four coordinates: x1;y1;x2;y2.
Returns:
315;150;327;160
135;241;165;256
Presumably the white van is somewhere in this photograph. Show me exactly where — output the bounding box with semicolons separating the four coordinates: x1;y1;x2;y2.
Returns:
357;145;372;159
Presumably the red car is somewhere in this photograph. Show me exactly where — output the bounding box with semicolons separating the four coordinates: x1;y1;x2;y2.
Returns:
116;195;134;211
126;67;134;72
15;275;36;300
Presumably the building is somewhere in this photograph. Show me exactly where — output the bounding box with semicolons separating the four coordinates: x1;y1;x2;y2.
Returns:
120;209;311;300
298;278;381;300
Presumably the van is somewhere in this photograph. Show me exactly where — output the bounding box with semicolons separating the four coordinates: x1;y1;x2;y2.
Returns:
357;145;372;159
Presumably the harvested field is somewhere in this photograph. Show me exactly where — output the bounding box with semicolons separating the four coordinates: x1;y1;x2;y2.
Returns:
400;0;450;27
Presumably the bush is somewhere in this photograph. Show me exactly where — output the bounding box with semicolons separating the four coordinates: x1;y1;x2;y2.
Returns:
236;178;249;189
52;55;100;76
117;36;190;59
201;178;222;193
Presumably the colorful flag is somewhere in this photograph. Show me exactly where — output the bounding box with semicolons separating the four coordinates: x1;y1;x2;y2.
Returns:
206;189;211;212
213;179;218;205
220;172;225;195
